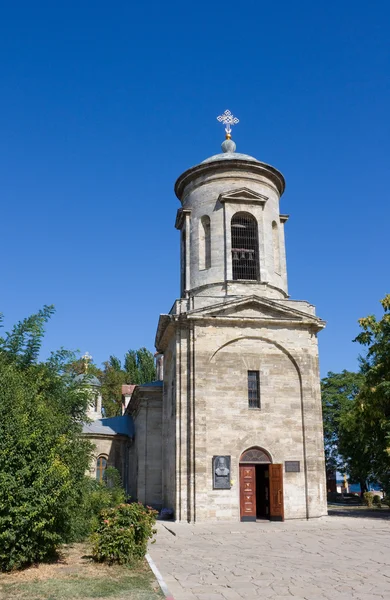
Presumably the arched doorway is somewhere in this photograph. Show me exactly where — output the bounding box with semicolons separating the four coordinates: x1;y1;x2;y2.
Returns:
239;447;284;521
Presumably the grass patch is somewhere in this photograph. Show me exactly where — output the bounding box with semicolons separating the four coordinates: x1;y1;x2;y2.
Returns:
0;544;163;600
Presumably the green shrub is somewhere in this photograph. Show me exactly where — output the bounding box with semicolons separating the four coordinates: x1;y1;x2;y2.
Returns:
0;358;92;571
91;502;158;564
373;494;382;507
70;468;126;541
363;491;374;507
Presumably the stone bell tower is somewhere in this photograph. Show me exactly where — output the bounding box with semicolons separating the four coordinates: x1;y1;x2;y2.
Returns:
175;121;287;306
155;111;327;522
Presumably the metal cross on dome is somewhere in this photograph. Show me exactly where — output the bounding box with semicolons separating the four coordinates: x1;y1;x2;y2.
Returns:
217;109;239;138
82;351;93;372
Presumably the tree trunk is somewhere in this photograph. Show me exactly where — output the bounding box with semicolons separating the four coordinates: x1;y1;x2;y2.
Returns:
359;479;368;495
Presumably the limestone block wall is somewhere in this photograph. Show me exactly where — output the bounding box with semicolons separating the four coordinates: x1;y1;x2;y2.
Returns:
86;390;103;421
161;335;177;512
179;170;288;300
87;435;129;487
130;392;163;510
165;319;327;522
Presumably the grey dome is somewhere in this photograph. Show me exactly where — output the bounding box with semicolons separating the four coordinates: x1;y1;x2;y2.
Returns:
201;151;259;164
74;373;101;387
201;136;260;165
175;137;286;199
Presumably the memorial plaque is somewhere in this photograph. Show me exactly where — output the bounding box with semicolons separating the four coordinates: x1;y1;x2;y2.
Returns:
285;461;300;473
213;456;231;489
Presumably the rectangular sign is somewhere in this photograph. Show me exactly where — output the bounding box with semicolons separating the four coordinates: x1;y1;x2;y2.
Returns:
213;456;231;489
285;461;300;473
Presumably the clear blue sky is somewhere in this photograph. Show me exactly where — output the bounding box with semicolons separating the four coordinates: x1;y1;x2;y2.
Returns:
1;1;388;376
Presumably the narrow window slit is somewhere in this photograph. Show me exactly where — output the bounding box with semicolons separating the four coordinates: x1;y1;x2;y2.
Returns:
248;370;260;409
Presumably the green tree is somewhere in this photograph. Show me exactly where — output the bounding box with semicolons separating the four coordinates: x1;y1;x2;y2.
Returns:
352;295;390;493
124;350;139;384
100;357;127;417
337;400;373;493
321;370;364;477
101;349;156;416
0;307;92;571
66;356;103;379
108;355;122;372
124;348;156;385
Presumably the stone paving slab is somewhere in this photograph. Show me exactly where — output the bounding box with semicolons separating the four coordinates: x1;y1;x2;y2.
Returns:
149;515;390;600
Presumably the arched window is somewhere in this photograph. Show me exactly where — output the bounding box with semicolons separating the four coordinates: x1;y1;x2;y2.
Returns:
272;221;281;274
199;215;211;270
240;447;271;464
96;455;107;482
231;212;259;280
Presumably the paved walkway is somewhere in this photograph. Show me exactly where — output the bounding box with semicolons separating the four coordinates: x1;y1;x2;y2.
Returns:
149;513;390;600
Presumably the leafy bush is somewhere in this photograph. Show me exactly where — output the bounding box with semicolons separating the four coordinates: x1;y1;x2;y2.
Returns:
373;494;382;507
91;503;157;564
0;359;92;571
0;307;92;571
363;491;374;507
70;468;126;541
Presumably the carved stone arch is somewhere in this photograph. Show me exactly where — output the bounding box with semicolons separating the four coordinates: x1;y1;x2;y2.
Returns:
240;447;272;464
208;335;309;519
235;434;277;465
209;335;302;384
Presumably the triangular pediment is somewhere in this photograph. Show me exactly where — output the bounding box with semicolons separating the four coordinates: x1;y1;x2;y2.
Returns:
187;296;325;329
218;187;268;205
218;300;290;320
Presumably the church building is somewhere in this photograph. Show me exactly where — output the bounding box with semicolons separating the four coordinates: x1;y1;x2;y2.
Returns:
127;111;328;522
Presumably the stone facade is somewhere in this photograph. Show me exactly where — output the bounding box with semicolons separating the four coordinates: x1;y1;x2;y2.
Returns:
82;379;134;490
86;433;131;488
127;382;163;509
154;139;328;522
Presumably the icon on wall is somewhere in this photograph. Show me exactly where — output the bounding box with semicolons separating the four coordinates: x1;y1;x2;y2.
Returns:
213;455;231;489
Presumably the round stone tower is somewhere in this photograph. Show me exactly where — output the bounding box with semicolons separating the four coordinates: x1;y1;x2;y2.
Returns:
174;134;288;303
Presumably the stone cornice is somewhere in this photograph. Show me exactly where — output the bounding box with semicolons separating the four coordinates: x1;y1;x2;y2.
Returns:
155;297;326;349
175;208;192;230
175;159;285;201
184;295;325;328
83;432;130;441
187;315;324;332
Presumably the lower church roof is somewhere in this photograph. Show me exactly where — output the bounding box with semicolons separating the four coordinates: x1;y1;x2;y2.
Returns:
82;415;134;438
139;380;163;388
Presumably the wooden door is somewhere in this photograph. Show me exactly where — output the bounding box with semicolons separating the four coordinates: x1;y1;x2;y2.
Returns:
239;465;256;521
269;464;284;521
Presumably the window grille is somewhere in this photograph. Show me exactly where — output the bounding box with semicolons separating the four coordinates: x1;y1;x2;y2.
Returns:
248;370;260;408
231;213;259;280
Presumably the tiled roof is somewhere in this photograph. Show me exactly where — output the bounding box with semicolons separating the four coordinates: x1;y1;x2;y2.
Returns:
122;384;136;395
